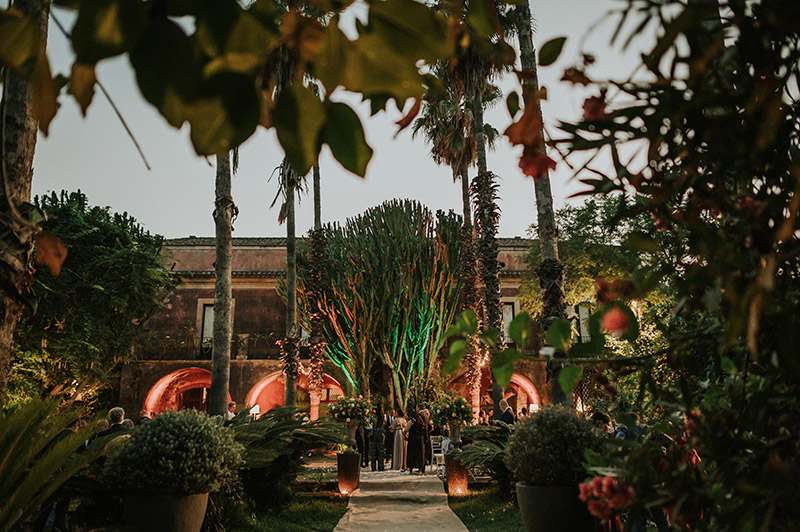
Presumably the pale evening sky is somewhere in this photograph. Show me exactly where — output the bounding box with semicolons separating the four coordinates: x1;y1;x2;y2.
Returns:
30;0;652;240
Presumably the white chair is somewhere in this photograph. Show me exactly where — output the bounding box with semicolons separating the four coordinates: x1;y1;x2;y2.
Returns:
430;436;445;477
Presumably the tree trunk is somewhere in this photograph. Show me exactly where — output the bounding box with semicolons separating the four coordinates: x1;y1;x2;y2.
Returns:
0;0;50;406
471;91;504;420
458;161;481;422
209;152;234;416
283;162;299;407
515;1;568;405
308;164;326;419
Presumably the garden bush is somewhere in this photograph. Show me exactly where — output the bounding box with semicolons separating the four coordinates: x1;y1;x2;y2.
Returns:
505;406;600;486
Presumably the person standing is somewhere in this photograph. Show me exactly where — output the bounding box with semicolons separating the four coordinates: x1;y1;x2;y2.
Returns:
391;409;407;470
404;407;426;475
499;399;515;424
226;401;237;421
369;406;386;471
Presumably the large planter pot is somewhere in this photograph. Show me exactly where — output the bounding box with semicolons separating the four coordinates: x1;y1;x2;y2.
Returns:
515;483;593;532
337;451;361;494
445;453;468;495
123;492;209;532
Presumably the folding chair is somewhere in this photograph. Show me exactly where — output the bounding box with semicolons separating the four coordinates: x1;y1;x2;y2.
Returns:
430;435;445;477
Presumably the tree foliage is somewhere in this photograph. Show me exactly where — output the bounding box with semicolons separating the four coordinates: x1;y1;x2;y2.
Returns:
521;194;671;315
294;200;462;409
0;0;514;172
543;0;800;528
9;191;177;405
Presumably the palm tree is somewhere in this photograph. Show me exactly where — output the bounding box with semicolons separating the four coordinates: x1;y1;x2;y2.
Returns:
209;151;236;416
307;163;327;420
412;64;501;420
514;2;568;404
0;0;50;405
455;35;514;420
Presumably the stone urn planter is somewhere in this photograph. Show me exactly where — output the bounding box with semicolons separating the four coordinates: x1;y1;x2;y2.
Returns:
123;493;209;532
515;484;593;532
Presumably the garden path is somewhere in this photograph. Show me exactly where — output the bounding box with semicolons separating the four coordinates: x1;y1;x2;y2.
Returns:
333;470;469;531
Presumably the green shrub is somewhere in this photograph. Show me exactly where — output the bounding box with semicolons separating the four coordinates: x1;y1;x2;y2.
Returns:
504;406;599;486
103;409;243;495
459;422;515;496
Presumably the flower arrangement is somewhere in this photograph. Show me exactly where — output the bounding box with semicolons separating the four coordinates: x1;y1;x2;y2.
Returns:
431;395;473;427
579;476;635;521
504;405;601;486
327;396;373;424
407;379;439;408
102;409;244;495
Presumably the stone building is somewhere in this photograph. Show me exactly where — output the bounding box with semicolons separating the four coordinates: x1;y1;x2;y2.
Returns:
120;236;550;418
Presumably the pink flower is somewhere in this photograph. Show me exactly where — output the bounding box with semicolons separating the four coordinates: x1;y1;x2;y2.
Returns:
601;307;630;337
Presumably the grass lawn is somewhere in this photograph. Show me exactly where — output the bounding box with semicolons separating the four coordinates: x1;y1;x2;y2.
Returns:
246;493;349;532
449;486;524;532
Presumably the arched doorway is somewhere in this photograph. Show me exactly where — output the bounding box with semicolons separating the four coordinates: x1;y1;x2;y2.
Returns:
449;368;541;420
143;367;232;415
246;371;344;420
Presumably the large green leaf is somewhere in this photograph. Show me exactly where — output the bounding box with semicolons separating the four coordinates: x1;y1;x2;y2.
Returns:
491;348;524;388
185;73;261;156
443;339;467;374
273;83;326;175
508;311;532;349
558;365;582;396
195;1;277;59
315;0;448;104
538;36;566;66
320;102;373;177
545;318;571;352
466;0;495;37
129;18;202;128
71;0;146;64
0;9;39;73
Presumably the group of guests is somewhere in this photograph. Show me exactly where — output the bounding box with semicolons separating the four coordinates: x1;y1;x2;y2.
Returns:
353;404;437;474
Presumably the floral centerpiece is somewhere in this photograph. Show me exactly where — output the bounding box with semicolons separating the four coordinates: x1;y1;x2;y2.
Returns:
327;396;373;452
431;395;473;427
432;395;473;449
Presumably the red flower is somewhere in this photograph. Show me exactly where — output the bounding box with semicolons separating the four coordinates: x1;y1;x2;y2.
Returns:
601;307;630;337
519;146;557;180
738;197;764;217
582;93;607;120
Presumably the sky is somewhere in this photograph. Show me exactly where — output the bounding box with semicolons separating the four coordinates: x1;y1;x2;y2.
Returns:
30;0;652;240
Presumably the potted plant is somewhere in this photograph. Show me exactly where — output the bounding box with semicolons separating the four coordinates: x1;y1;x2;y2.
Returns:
431;395;473;450
504;405;600;532
432;395;473;494
327;396;372;494
102;409;243;532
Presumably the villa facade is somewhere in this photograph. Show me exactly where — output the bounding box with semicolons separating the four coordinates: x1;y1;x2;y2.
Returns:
119;236;552;417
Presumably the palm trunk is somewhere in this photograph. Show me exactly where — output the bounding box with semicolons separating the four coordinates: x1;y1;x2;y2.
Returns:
472;92;504;420
283;162;299;407
0;0;50;406
458;161;481;422
209;152;234;416
515;1;568;405
308;164;326;419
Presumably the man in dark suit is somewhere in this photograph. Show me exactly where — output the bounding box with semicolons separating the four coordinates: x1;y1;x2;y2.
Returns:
499;399;515;424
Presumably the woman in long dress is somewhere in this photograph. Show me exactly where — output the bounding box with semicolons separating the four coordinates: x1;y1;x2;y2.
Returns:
391;409;407;470
404;409;426;474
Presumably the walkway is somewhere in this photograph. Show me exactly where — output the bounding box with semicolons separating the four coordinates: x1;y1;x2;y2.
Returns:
333;470;469;532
